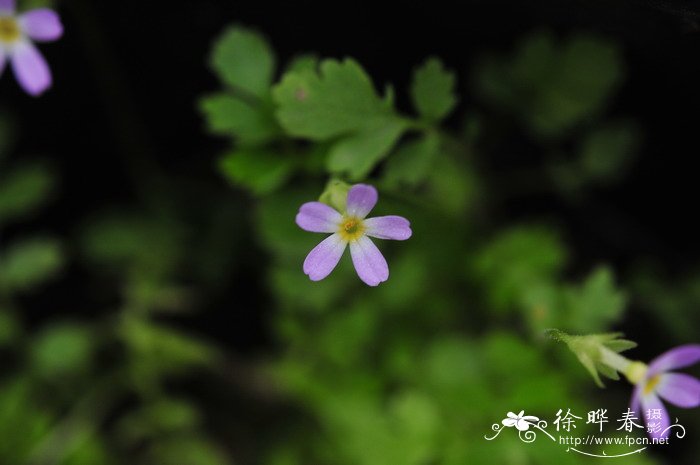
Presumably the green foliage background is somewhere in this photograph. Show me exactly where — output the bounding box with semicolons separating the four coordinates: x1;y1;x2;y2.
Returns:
1;10;698;465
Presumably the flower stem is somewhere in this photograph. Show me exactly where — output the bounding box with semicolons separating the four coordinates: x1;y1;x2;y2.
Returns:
598;346;647;385
599;346;632;372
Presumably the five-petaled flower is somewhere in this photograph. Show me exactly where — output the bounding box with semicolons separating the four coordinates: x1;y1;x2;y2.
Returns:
502;411;539;431
630;344;700;439
0;0;63;96
295;184;412;286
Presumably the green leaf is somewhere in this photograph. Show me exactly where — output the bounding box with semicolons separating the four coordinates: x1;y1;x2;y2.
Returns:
0;310;21;345
30;323;94;377
326;117;406;180
410;57;458;122
546;330;636;388
210;25;276;98
603;338;637;353
265;445;303;465
219;149;294;195
425;153;478;216
122;318;219;380
199;93;279;145
116;398;201;445
546;330;604;387
256;188;322;260
596;361;620;380
384;133;440;188
62;437;115;465
423;337;478;391
388;391;440;463
474;31;623;137
0;163;54;224
273;58;394;140
519;282;562;334
376;251;431;311
578;121;638;182
472;226;567;311
150;437;230;465
576;351;605;388
564;266;626;333
550;121;639;194
273;58;406;177
0;380;53;463
142;399;201;432
80;213;184;278
316;306;378;366
0;238;63;292
285;53;319;73
270;265;344;313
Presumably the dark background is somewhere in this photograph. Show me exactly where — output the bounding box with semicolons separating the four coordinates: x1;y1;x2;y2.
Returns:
3;0;700;355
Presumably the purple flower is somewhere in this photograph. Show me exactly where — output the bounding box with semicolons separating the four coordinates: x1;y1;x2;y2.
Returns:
630;344;700;439
0;0;63;96
296;184;412;286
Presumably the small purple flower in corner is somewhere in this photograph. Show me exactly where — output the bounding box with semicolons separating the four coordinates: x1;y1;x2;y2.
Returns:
630;344;700;439
0;0;63;96
296;184;412;286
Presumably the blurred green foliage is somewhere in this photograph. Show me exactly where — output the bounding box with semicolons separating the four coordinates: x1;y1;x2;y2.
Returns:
0;103;234;465
0;20;693;465
197;25;664;465
474;31;623;138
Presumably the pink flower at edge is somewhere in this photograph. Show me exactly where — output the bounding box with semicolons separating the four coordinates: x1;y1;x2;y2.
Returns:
631;344;700;439
0;0;63;96
295;184;412;286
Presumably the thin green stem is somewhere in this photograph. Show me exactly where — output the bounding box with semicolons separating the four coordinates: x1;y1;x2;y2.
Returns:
599;346;632;373
598;346;647;385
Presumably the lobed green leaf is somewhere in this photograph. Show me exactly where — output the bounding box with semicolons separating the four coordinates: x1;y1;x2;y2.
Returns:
210;26;276;98
410;57;458;122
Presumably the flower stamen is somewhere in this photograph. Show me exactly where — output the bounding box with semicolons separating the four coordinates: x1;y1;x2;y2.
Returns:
643;374;662;396
338;216;365;242
0;16;20;43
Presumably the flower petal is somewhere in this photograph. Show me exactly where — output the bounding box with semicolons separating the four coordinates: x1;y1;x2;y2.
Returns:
502;418;517;427
20;9;63;42
303;233;346;281
0;48;7;76
630;384;642;417
350;236;388;286
0;0;15;13
506;412;518;419
364;215;412;241
346;184;377;219
640;393;671;440
296;201;342;233
656;373;700;408
648;344;700;377
10;42;51;96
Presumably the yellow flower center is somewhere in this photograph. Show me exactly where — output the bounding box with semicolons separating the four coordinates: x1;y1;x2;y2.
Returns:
643;374;662;396
0;16;20;43
338;216;365;242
